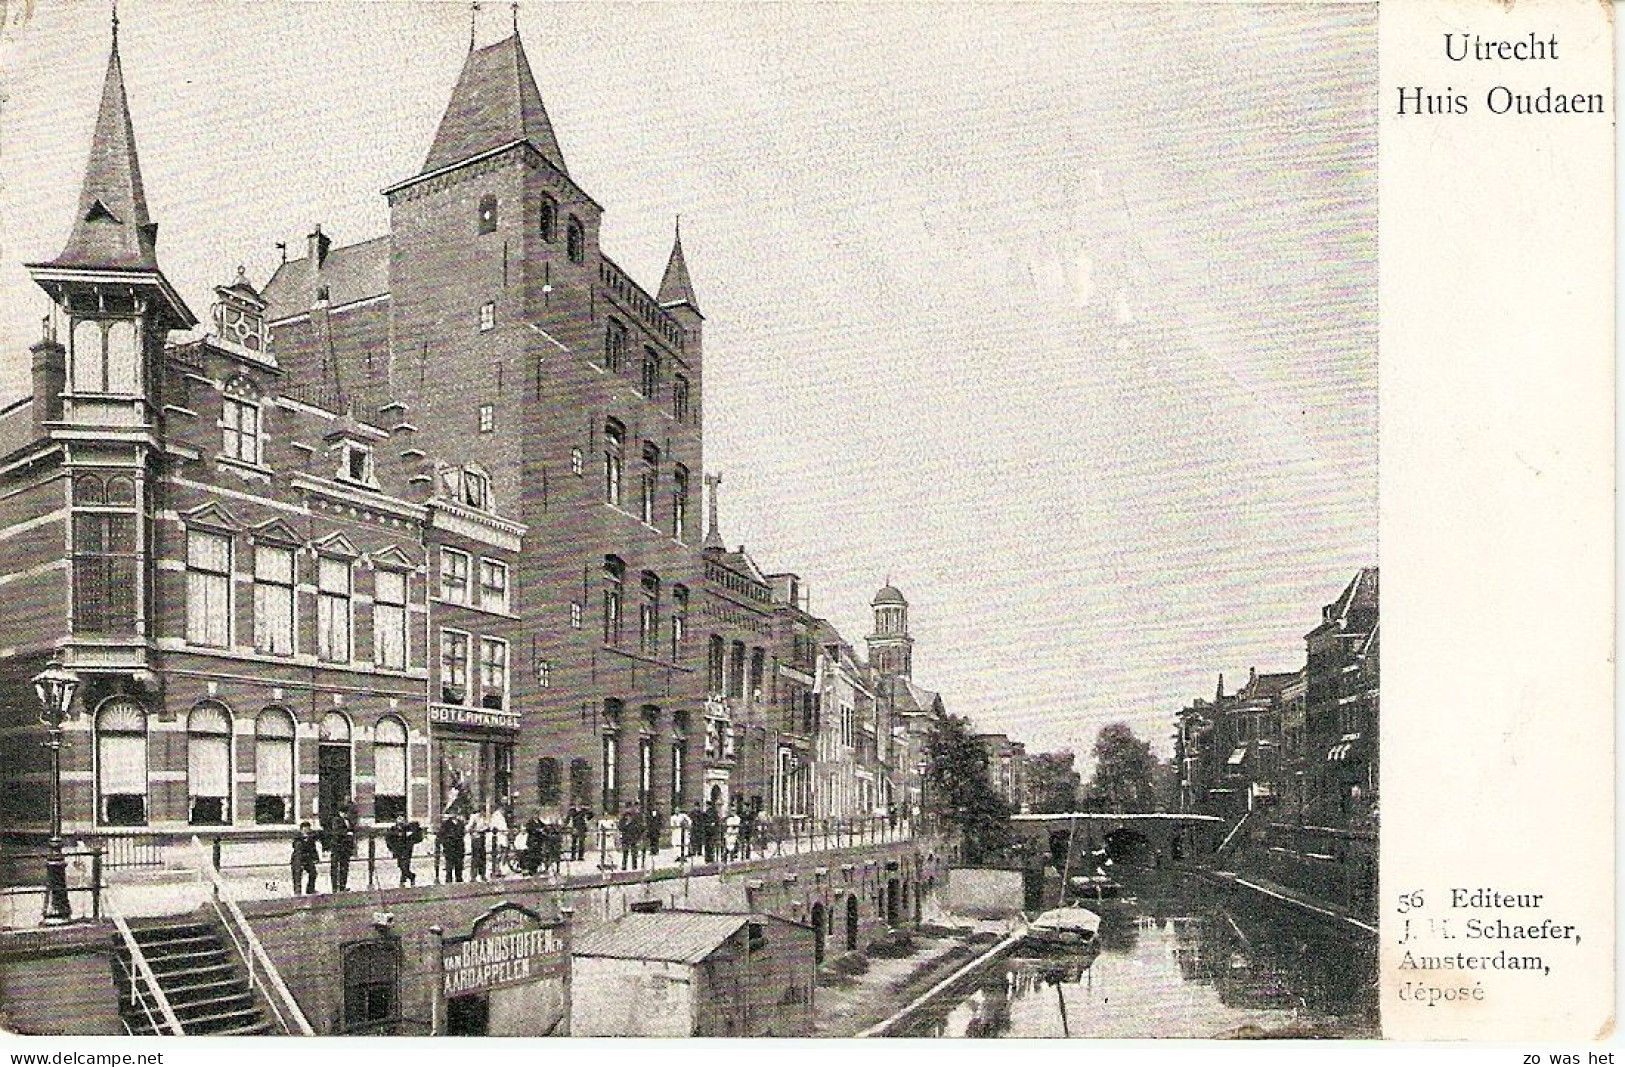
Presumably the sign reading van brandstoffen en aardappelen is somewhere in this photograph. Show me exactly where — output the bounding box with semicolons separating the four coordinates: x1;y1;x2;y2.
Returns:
442;902;568;998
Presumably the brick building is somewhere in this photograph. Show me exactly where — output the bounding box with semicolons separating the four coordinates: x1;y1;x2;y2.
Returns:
258;28;708;819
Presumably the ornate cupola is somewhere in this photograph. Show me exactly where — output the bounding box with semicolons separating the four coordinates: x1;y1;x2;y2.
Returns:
209;267;273;366
26;15;195;426
867;583;914;679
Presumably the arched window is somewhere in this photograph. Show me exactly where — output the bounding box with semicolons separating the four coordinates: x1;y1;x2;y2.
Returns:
342;940;402;1034
477;194;498;235
638;571;660;655
566;217;585;263
539;195;558;242
187;702;233;826
603;418;624;505
602;555;625;645
318;712;354;825
96;698;148;825
254;707;296;824
373;716;408;821
671;584;688;662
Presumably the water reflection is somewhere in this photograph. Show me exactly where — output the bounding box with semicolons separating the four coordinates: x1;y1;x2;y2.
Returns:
898;878;1378;1039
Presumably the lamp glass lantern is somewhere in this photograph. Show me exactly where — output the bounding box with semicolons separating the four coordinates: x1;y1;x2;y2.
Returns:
34;662;80;728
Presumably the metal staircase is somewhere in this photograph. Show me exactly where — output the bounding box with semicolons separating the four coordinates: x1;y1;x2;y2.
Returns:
113;918;273;1035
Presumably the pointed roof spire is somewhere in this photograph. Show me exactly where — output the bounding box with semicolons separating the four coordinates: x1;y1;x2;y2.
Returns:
47;17;159;272
703;472;725;551
658;216;702;316
422;27;566;176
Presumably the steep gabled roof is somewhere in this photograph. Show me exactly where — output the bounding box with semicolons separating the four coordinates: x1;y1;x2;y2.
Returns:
422;33;566;176
46;36;158;272
261;235;392;322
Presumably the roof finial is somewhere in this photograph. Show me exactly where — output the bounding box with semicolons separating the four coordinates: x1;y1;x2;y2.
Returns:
111;0;119;47
469;1;480;52
512;1;520;36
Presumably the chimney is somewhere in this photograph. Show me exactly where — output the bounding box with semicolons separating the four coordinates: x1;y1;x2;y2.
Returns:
307;225;332;268
30;319;65;436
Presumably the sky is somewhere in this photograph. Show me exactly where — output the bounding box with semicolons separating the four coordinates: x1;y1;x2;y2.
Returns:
0;2;1376;772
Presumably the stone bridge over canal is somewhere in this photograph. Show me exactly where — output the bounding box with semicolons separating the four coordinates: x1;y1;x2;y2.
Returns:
1009;812;1229;865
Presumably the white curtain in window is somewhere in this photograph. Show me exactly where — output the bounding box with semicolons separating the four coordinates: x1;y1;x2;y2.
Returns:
253;545;295;654
187;531;232;647
71;320;101;392
373;570;407;670
104;321;138;394
97;700;147;795
188;704;232;798
374;718;408;801
320;712;352;743
255;709;296;799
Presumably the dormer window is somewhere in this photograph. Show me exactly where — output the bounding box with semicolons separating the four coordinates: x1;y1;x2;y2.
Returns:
463;467;492;511
339;441;375;486
478;195;498;235
220;377;263;465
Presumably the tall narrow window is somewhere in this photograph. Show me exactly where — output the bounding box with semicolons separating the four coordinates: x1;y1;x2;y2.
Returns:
601;721;620;812
671;585;688;662
569;757;593;808
373;716;408;821
440;547;471;603
221;378;262;464
639;442;659;525
604;320;627;372
439;630;470;705
72;475;137;634
477;404;494;434
602;556;624;645
478;195;498;234
640;347;660;399
638;735;654;806
317;556;353;663
603;419;624;506
708;635;726;694
672;464;689;542
479;637;508;710
672;375;690;423
537;757;562;806
340;442;376;486
96;698;148;826
463;467;492;510
255;707;296;824
479;302;496;332
187;702;232;826
567;217;585;263
539;195;558;242
750;647;766;698
638;572;660;656
479;558;509;614
373;569;409;670
729;640;747;699
71;319;140;394
253;543;295;655
186;529;232;648
670;742;686;808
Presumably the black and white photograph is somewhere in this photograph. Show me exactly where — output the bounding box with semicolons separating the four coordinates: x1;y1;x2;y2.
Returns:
0;0;1610;1048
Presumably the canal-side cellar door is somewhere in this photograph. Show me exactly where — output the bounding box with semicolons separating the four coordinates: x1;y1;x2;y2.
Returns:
441;902;569;1036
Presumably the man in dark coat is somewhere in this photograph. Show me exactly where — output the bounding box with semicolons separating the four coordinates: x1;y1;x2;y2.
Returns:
644;806;663;864
702;800;720;863
521;813;545;875
326;809;356;892
385;815;424;887
689;803;708;860
440;813;466;882
290;821;322;895
569;806;592;862
618;806;642;870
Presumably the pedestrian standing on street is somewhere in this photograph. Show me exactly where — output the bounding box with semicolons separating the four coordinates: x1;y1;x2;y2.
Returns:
739;799;758;859
618;806;642;870
570;805;592;862
490;804;510;875
326;809;356;892
386;815;424;887
670;808;691;857
541;817;564;876
468;809;489;880
291;821;322;895
440;812;467;882
724;808;741;861
700;801;718;862
521;813;545;876
644;806;663;864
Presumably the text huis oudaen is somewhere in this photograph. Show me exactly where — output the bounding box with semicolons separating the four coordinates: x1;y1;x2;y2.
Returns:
1397;31;1604;117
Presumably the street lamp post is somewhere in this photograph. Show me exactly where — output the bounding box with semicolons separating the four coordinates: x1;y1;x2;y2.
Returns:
34;661;81;925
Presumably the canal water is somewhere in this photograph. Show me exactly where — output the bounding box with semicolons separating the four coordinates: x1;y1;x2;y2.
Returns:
895;873;1379;1038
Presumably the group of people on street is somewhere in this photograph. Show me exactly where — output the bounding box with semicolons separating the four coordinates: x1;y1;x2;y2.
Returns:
290;793;828;897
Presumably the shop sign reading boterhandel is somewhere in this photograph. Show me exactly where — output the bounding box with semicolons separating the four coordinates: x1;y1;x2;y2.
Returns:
442;902;568;998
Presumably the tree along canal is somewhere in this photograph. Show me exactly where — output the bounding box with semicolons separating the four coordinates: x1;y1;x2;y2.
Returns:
891;873;1379;1038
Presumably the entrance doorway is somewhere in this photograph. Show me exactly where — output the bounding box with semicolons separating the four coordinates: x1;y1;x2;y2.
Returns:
318;713;353;826
810;903;826;964
447;993;489;1035
845;895;859;950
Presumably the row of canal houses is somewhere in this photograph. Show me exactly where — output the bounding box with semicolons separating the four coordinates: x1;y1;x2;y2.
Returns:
0;22;942;854
1173;568;1379;829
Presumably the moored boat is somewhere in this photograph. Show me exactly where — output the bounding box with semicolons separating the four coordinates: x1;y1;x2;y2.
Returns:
1023;907;1102;950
